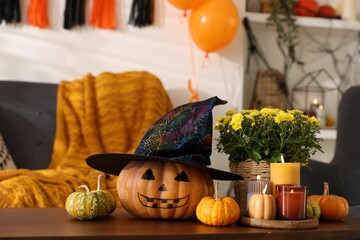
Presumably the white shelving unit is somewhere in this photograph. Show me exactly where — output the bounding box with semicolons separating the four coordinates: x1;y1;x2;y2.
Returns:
239;3;351;161
318;128;337;140
244;11;343;141
246;12;360;31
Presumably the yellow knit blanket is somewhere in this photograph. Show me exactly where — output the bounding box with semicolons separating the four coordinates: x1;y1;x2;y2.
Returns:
0;71;172;208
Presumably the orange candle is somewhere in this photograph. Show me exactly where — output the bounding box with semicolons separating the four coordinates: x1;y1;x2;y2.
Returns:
270;162;300;196
276;184;307;220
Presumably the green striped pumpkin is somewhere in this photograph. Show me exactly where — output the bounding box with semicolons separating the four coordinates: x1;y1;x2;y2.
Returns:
65;175;116;220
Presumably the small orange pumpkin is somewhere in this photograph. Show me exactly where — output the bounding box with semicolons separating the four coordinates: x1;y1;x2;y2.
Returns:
308;182;349;221
196;183;240;226
117;161;214;219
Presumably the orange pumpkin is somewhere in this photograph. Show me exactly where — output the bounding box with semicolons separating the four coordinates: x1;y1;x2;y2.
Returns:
117;161;214;219
295;0;319;17
196;183;240;226
308;182;349;221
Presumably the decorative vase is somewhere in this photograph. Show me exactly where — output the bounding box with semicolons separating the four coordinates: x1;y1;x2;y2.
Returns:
229;159;270;215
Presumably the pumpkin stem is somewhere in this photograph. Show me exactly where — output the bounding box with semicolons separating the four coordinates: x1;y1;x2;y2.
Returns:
97;174;103;191
323;182;329;196
79;185;90;193
215;182;219;200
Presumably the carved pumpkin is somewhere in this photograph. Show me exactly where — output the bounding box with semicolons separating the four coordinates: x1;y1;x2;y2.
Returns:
117;161;214;219
65;175;116;220
196;183;240;226
308;182;349;221
247;185;276;220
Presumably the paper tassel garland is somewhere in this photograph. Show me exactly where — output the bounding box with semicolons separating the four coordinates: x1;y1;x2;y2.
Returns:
0;0;21;24
27;0;49;28
89;0;116;30
64;0;86;29
128;0;154;28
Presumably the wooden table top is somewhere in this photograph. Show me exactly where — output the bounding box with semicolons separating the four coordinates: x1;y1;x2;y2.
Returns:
0;208;359;240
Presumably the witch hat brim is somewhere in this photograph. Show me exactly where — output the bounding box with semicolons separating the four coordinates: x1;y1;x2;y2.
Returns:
86;153;243;180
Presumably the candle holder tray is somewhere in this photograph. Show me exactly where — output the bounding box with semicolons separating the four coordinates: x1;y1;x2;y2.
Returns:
240;216;319;230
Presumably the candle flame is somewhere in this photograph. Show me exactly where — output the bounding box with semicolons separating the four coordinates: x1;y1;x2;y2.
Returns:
262;184;268;194
290;189;294;193
280;155;285;163
256;175;261;181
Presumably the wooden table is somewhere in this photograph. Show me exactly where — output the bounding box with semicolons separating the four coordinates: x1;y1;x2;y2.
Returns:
0;208;360;240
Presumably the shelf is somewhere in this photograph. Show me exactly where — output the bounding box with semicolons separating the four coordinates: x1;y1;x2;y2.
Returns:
318;128;337;140
245;12;360;31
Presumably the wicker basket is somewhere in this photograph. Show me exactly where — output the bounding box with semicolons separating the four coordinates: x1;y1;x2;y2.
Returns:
250;69;289;110
230;160;270;216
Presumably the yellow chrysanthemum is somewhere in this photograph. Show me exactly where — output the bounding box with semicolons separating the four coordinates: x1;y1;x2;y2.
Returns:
308;116;320;126
226;109;237;116
245;115;255;121
260;108;281;116
214;122;222;130
229;113;244;131
240;109;252;114
247;109;261;118
274;111;295;123
288;109;304;115
223;115;232;125
216;116;225;124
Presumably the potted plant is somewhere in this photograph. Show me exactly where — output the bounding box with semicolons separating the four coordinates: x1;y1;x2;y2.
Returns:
214;107;322;213
215;108;322;164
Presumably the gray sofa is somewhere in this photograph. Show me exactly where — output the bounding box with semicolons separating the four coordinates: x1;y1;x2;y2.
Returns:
301;86;360;217
0;81;57;169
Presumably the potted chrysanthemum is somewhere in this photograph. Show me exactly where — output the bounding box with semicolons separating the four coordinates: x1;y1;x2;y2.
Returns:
215;108;322;165
214;108;323;214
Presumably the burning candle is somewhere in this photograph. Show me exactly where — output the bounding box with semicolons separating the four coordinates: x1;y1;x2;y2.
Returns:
270;156;300;196
276;184;307;220
247;175;271;211
309;98;319;117
316;104;326;128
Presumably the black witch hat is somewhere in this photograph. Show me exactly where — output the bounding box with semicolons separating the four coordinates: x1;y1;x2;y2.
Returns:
86;96;242;181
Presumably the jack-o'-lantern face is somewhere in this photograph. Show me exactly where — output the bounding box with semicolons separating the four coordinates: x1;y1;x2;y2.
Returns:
137;168;190;209
117;160;214;219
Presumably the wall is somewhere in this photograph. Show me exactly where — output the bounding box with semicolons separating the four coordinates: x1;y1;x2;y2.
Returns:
0;0;245;196
243;13;360;166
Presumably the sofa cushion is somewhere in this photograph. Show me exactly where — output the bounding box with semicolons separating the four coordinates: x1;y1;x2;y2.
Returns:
0;81;57;169
0;133;16;170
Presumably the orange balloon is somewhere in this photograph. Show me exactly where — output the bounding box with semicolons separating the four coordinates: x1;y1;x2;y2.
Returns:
168;0;206;11
189;0;239;53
